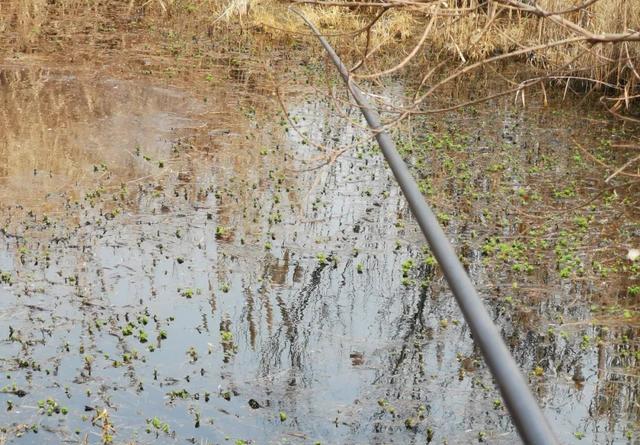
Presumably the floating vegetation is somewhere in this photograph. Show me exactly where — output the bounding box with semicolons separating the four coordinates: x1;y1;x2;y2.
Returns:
0;54;637;445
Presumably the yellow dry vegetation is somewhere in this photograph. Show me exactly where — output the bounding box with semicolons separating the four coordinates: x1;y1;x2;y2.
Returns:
0;0;47;48
1;0;638;98
433;0;639;89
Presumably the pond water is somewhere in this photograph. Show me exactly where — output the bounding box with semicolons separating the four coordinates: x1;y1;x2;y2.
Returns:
0;63;638;444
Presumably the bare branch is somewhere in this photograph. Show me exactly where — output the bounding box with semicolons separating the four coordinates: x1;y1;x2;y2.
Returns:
353;13;437;79
499;0;640;43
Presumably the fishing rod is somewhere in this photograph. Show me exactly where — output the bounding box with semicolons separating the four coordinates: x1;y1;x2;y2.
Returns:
292;9;559;445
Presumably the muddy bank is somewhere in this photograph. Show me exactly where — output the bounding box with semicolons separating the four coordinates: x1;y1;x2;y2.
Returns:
0;62;638;445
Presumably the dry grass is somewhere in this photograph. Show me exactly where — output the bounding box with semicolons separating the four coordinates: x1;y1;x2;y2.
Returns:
432;0;640;92
537;0;639;89
253;0;639;103
187;0;639;103
0;0;46;50
0;0;638;105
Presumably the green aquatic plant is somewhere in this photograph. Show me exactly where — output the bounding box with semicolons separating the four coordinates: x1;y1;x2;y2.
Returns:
401;259;414;277
215;225;227;239
147;416;170;434
316;252;327;266
0;271;13;284
221;331;233;343
37;398;66;416
122;323;134;336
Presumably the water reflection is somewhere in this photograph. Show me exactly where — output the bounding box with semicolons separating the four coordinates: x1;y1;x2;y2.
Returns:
0;63;638;445
0;65;208;209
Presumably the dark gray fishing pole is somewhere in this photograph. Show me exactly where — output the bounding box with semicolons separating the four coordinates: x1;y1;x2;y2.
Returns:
293;9;559;445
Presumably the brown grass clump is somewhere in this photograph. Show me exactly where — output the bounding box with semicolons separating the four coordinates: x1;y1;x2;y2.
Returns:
0;0;637;109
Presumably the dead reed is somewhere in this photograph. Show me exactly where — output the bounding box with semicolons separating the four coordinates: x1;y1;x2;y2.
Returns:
1;0;638;109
